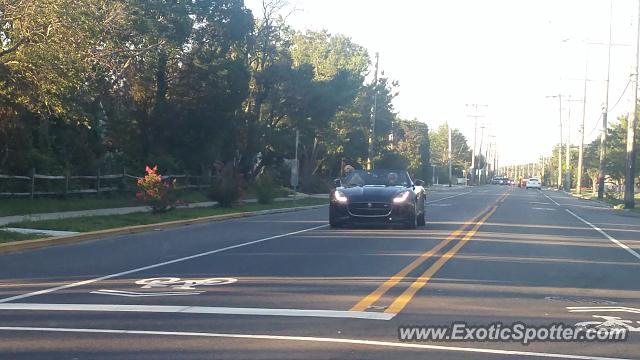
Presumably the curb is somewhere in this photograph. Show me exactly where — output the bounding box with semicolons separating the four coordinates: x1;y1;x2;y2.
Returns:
0;204;327;255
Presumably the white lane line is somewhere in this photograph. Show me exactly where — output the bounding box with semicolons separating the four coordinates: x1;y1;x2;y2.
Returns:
426;191;472;204
0;303;395;320
542;191;640;262
0;327;630;360
532;208;557;211
567;306;640;314
565;209;640;262
0;224;328;304
542;192;561;206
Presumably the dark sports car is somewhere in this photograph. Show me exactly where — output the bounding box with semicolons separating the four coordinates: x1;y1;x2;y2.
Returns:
329;169;426;229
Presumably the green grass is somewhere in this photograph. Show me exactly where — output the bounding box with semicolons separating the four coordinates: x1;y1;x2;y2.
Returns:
6;197;327;233
571;189;640;208
0;230;49;244
0;195;139;216
0;187;298;217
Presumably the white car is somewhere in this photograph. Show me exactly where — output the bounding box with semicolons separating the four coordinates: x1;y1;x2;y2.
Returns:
526;177;542;190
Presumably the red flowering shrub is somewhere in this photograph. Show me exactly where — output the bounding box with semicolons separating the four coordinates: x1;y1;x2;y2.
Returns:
136;166;179;213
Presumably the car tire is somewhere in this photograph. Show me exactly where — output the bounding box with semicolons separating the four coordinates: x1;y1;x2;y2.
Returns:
405;208;418;229
329;213;341;229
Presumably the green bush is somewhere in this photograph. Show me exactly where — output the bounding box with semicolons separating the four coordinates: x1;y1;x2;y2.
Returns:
207;163;243;208
302;175;330;194
254;172;277;204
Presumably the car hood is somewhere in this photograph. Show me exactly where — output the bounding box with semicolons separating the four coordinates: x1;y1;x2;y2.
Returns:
339;186;409;202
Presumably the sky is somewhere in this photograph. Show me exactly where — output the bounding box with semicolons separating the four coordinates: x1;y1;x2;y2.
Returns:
244;0;639;166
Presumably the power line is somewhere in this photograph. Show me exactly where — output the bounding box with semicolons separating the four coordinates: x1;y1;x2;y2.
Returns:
586;78;631;137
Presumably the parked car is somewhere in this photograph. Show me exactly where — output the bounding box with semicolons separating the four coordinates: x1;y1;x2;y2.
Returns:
329;169;426;229
526;177;542;190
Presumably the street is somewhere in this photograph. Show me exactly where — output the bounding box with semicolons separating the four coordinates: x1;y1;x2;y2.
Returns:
1;185;639;359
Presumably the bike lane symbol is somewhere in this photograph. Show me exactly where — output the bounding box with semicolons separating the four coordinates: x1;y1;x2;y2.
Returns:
135;277;238;290
92;277;238;297
568;306;640;332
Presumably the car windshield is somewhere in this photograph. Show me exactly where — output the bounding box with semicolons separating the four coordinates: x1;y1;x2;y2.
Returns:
343;170;411;187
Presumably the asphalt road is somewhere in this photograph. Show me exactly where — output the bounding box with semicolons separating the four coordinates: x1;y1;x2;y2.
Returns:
1;185;640;359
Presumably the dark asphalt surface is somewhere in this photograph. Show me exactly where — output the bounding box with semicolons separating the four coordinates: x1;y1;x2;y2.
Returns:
1;186;639;359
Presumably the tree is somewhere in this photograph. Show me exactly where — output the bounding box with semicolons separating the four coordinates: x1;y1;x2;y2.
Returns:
392;119;430;181
429;124;471;182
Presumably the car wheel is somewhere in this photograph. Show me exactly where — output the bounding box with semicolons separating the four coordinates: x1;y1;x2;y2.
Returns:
329;213;341;229
405;208;418;229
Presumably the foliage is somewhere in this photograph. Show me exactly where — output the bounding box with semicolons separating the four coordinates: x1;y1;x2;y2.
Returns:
208;162;244;208
253;171;277;204
429;124;470;179
0;0;458;195
136;166;179;212
393;119;430;181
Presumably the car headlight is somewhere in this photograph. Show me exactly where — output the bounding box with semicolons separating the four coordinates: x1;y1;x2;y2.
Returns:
333;190;348;203
393;191;410;203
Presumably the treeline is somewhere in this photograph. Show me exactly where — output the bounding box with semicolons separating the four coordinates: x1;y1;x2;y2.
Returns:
0;0;433;192
543;114;640;191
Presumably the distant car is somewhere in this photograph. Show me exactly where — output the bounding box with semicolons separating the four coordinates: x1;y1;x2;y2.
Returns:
526;177;542;190
329;169;426;229
491;177;505;185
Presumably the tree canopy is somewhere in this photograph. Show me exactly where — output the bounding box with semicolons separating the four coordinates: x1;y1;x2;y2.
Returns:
0;0;462;192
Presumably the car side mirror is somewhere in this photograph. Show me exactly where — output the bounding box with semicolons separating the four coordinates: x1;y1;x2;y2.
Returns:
414;179;425;186
333;178;342;188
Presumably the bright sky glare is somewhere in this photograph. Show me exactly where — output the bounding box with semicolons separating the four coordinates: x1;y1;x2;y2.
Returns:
245;0;639;166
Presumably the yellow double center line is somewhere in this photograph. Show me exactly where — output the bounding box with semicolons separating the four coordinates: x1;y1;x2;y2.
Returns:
350;190;509;314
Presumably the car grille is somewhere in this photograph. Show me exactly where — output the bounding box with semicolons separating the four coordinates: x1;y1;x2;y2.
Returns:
348;202;392;217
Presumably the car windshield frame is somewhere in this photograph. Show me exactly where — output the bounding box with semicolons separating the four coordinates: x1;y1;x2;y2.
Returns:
343;170;412;187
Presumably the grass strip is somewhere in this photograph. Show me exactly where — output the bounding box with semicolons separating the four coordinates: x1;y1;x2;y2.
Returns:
5;197;327;233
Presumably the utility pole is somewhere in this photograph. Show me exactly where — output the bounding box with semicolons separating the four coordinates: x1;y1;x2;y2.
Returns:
367;52;379;171
564;97;583;192
566;97;572;192
466;104;487;185
577;55;589;195
448;122;453;187
485;138;490;182
599;0;614;199
547;94;563;189
478;124;485;183
625;0;640;209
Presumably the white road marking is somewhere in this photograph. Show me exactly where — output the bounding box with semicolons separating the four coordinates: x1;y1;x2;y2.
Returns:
135;277;237;289
529;202;553;205
91;290;203;297
568;306;640;314
0;224;328;304
542;192;561;206
542;191;640;262
426;191;472;204
532;208;557;211
565;209;640;262
0;326;631;360
0;303;395;320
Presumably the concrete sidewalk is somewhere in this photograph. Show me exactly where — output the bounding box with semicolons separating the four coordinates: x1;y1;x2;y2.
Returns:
0;193;327;226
